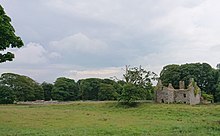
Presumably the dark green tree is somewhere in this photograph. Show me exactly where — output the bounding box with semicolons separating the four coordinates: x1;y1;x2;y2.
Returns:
52;77;79;101
0;73;44;101
118;83;143;104
160;64;181;88
114;80;124;96
102;78;123;97
160;63;217;92
215;84;220;102
98;83;118;101
78;78;103;100
0;5;23;63
41;82;53;101
214;66;220;102
0;85;15;104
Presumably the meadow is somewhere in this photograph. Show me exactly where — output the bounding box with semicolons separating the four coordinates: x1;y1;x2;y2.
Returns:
0;102;220;136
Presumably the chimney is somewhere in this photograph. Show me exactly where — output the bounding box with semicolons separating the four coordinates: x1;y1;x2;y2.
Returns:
179;81;185;89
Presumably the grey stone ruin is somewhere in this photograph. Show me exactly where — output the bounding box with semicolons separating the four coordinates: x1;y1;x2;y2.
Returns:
155;79;201;105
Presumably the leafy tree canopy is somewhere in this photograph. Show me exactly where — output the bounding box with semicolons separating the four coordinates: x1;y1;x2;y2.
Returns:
123;65;157;89
0;85;14;104
119;83;137;103
41;82;53;101
0;73;44;102
52;77;79;101
0;5;23;63
78;78;104;100
98;83;118;101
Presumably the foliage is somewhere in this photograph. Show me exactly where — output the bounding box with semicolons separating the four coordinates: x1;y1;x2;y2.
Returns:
52;77;79;101
160;64;181;88
78;78;103;100
214;82;220;102
0;73;44;102
202;93;214;102
119;83;141;104
102;79;123;97
114;80;124;96
0;5;23;63
123;65;157;88
0;85;15;104
119;66;156;105
41;82;53;101
190;79;201;96
78;78;122;101
98;83;118;101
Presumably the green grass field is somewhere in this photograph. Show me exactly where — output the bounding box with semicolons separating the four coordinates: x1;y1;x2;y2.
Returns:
0;102;220;136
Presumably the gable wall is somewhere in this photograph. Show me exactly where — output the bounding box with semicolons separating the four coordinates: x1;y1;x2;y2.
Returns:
156;88;174;103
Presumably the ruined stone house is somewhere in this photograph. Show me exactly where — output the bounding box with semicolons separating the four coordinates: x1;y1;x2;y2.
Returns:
155;79;201;105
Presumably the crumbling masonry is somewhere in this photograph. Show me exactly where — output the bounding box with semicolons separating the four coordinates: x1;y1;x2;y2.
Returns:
155;79;201;105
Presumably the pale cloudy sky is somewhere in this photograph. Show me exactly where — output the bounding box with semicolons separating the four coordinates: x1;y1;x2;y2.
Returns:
0;0;220;83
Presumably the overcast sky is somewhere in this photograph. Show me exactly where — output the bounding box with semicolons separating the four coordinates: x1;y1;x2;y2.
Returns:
0;0;220;83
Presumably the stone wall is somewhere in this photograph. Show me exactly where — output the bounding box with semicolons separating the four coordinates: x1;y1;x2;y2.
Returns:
155;79;201;105
156;87;174;103
174;90;191;104
188;87;201;105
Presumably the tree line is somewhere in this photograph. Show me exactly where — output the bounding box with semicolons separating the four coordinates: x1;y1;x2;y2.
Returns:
0;66;156;104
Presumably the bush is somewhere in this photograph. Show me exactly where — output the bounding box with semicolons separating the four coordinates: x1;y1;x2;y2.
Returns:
118;83;140;104
202;93;214;102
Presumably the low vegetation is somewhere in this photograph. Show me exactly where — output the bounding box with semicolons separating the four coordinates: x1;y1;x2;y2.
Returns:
0;102;220;136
